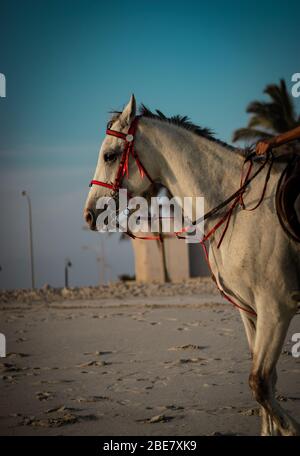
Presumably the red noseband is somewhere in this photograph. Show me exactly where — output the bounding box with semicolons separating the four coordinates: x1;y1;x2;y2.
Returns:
89;116;153;192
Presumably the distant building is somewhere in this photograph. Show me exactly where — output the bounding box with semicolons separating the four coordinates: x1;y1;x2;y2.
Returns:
131;236;209;283
131;187;209;282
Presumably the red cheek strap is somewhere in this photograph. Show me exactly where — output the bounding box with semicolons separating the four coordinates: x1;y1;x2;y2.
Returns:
89;180;115;189
89;116;153;192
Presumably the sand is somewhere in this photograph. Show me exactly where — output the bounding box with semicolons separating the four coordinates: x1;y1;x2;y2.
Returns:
0;280;299;436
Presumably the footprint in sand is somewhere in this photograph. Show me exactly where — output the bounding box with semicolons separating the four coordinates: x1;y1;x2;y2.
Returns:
83;350;113;356
35;391;55;401
6;352;30;358
178;357;207;364
0;362;27;373
20;412;98;428
162;358;207;368
77;360;110;368
238;407;261;416
159;404;185;411
136;414;174;424
32;379;74;385
74;395;111;403
168;344;207;351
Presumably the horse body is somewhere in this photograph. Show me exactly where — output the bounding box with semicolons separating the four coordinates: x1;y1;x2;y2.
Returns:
84;95;300;435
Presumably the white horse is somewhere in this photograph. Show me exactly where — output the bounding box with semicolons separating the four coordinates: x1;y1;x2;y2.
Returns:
84;95;300;436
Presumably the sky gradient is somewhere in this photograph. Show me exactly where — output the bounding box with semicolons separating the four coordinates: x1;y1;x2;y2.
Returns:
0;0;299;289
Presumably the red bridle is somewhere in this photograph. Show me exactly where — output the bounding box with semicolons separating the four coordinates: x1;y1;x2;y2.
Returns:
89;116;153;192
88;114;275;318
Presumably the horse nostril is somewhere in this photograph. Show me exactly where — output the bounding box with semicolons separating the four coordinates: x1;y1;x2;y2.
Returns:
84;209;96;230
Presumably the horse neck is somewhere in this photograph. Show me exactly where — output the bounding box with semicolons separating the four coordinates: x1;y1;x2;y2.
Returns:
140;118;244;216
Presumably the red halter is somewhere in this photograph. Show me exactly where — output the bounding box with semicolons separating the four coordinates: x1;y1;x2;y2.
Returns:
89;116;153;192
88;115;274;318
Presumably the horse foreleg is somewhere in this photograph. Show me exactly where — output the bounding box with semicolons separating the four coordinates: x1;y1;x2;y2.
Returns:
240;312;256;356
240;312;273;435
249;305;299;436
260;370;281;435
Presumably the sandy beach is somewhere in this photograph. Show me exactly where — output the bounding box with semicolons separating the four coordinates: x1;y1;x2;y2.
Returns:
0;279;299;436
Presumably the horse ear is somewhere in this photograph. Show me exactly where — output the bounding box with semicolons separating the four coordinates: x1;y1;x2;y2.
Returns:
119;94;136;126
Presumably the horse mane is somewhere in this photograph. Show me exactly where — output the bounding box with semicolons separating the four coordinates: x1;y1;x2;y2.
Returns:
139;104;216;141
109;104;236;151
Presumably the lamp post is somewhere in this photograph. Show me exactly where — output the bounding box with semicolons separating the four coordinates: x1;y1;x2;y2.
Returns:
22;191;35;289
65;259;72;288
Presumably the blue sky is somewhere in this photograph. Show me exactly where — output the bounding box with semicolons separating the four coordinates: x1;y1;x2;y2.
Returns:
0;0;299;288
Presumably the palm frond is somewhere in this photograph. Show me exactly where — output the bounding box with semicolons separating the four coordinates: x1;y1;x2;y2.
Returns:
235;79;300;141
232;128;273;143
264;79;297;130
247;115;274;131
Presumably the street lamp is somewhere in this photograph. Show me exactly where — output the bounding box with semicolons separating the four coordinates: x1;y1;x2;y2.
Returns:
65;259;72;288
22;191;35;289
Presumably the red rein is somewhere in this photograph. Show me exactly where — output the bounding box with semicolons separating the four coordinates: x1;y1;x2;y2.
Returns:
89;116;272;317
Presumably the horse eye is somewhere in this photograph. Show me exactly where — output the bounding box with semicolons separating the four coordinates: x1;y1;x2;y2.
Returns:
104;152;117;163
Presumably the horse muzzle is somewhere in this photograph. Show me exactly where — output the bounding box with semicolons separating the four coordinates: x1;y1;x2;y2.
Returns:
84;208;97;231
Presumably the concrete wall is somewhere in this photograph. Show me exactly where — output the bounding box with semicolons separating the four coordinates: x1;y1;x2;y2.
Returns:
163;237;190;282
132;236;190;282
132;238;165;282
188;243;210;277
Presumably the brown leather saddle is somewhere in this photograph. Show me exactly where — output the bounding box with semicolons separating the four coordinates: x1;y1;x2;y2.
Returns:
276;155;300;242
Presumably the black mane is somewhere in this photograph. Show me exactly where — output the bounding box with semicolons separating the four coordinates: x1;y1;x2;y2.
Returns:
139;104;215;141
110;104;236;150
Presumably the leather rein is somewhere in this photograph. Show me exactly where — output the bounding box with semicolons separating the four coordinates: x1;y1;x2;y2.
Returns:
89;116;273;244
89;116;275;317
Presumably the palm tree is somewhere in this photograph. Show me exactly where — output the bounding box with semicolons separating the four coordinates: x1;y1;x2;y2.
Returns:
232;79;300;144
